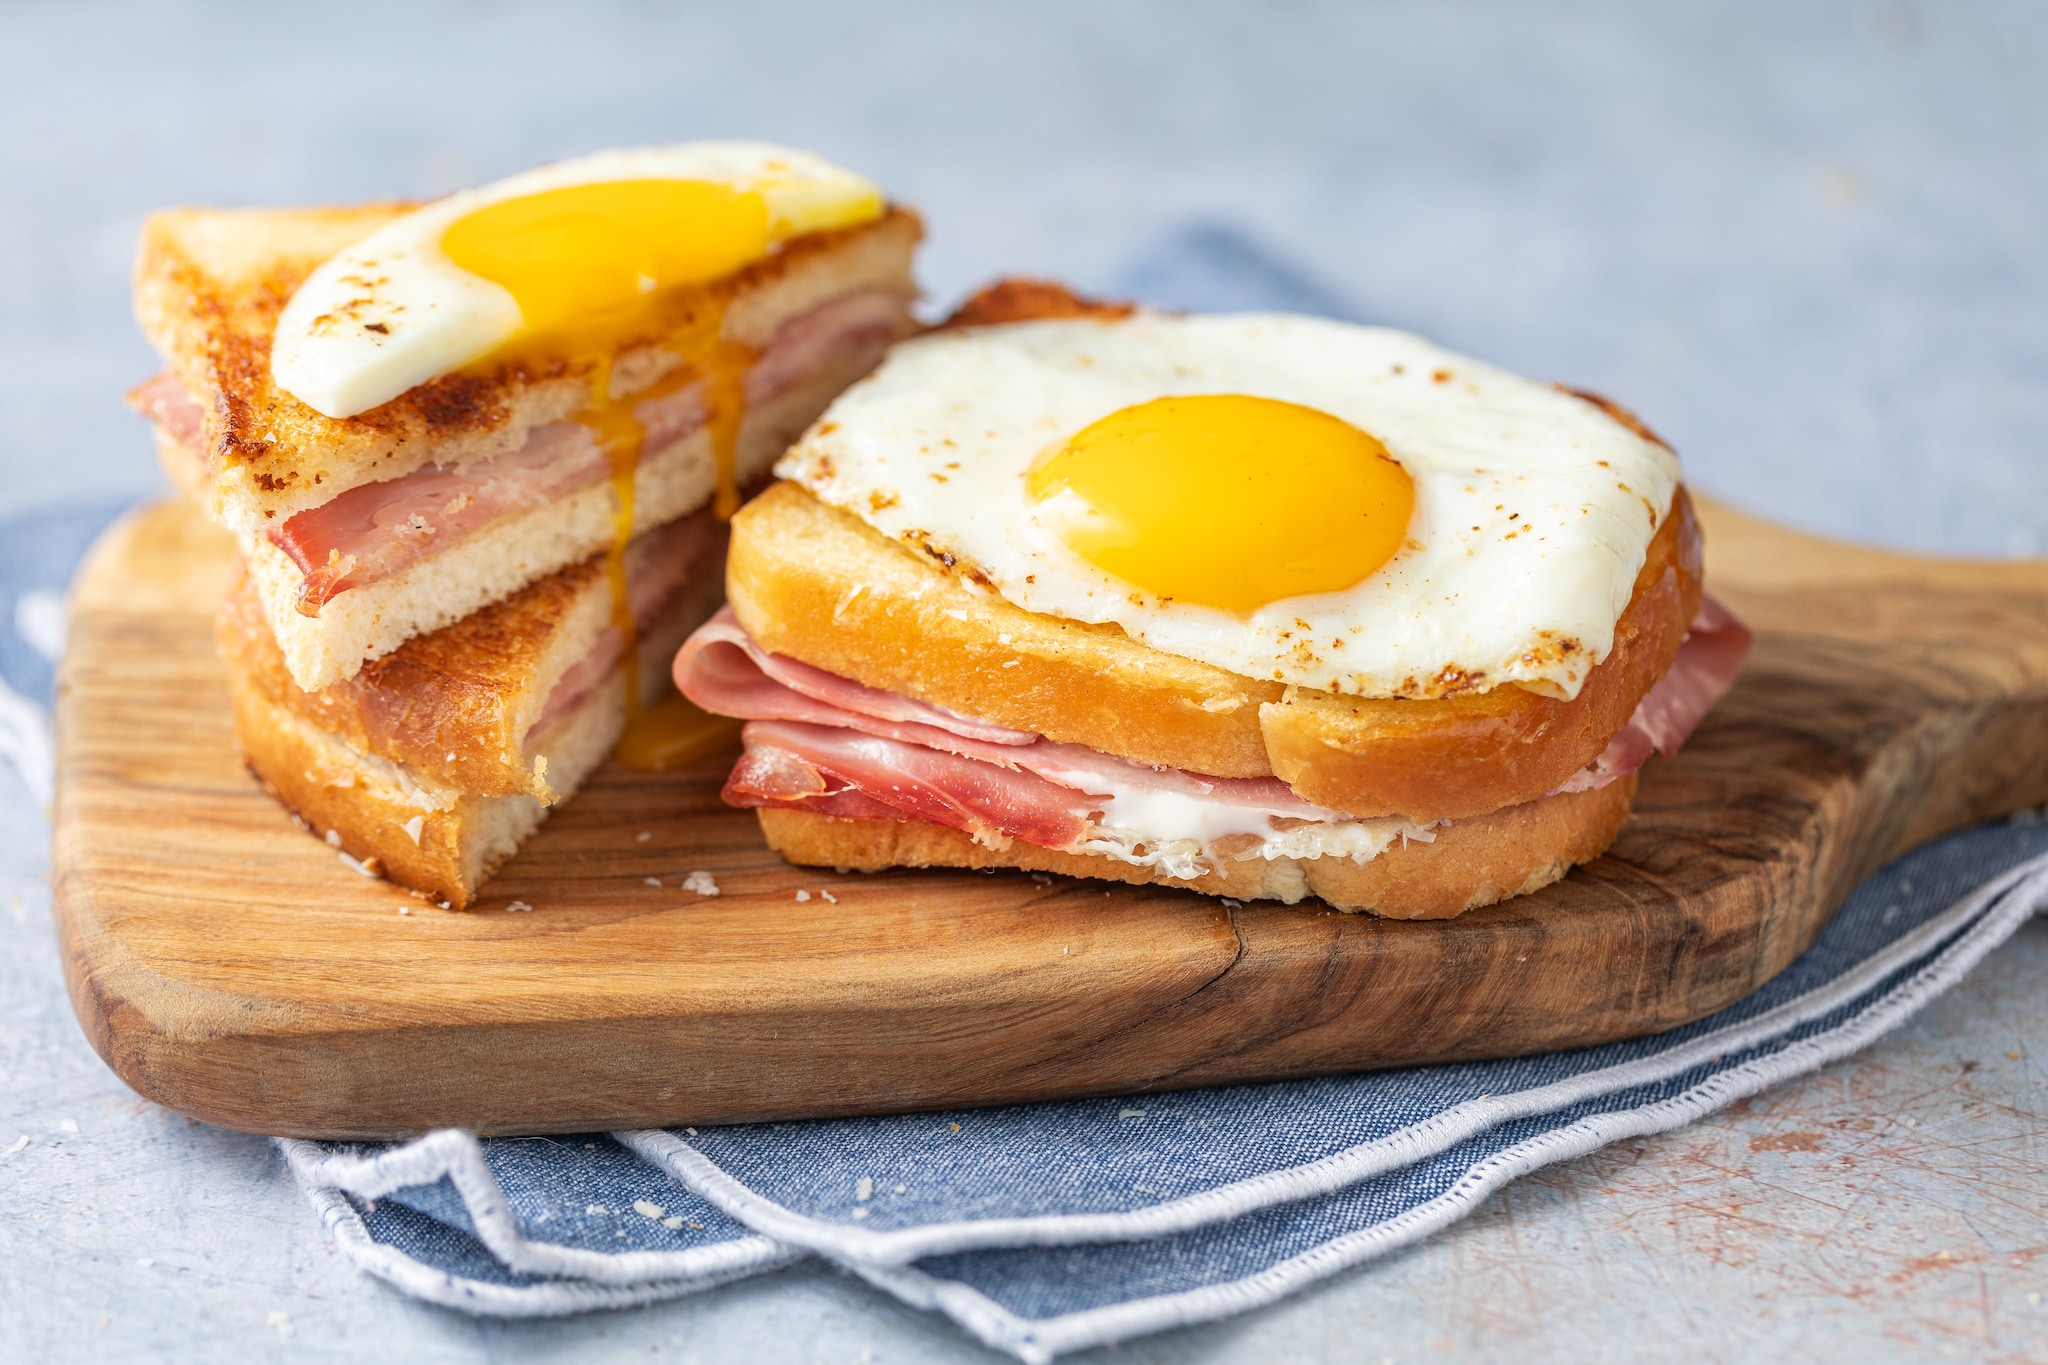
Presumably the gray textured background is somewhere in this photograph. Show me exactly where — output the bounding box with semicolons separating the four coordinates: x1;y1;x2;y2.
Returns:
5;1;2047;1361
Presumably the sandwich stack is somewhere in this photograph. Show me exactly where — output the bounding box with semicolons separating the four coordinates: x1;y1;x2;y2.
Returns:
128;143;921;906
677;283;1751;919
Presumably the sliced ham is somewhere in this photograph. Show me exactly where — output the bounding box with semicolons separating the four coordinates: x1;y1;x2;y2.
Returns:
262;286;908;612
128;372;206;449
678;611;1345;812
682;597;1751;858
527;508;729;737
726;721;1104;849
677;606;1038;745
1554;595;1752;793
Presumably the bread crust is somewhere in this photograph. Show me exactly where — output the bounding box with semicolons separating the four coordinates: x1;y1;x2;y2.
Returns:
727;481;1699;819
135;204;923;532
226;574;710;908
220;536;727;802
756;775;1635;920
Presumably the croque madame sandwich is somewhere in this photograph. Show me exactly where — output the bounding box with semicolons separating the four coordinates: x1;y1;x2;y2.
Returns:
675;283;1751;919
126;143;922;906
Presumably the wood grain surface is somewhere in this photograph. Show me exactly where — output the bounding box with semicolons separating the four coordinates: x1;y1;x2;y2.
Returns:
50;497;2048;1139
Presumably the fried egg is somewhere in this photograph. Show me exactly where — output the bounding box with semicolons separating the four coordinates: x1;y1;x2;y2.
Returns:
775;313;1682;701
271;142;884;419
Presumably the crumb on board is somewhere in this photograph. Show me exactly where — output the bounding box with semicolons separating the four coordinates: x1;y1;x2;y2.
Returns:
795;890;811;902
682;871;719;897
644;877;662;887
636;831;652;843
506;900;534;913
820;889;838;904
338;851;379;878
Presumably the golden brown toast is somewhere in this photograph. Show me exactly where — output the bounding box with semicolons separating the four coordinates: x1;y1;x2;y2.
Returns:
219;526;725;802
134;204;923;533
726;481;1699;821
758;775;1635;920
225;566;715;909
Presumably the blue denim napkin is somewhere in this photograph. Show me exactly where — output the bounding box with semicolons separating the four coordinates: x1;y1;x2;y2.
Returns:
21;228;2048;1361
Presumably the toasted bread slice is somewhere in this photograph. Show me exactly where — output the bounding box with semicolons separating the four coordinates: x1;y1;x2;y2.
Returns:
243;352;873;691
226;574;713;909
134;204;922;534
220;519;726;803
726;481;1699;821
757;774;1635;920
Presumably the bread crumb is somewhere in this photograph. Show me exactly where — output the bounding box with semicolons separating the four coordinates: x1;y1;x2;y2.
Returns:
585;1203;607;1215
644;877;662;887
635;831;652;843
401;815;424;845
4;1135;29;1156
506;900;534;913
893;1184;906;1194
634;1199;666;1219
685;1127;698;1136
949;1123;961;1133
795;890;811;902
398;906;410;916
682;871;719;897
324;829;342;848
820;889;838;904
437;900;450;910
1030;873;1052;886
850;1207;869;1220
338;851;378;878
661;1215;685;1230
266;1311;294;1338
1118;1108;1146;1120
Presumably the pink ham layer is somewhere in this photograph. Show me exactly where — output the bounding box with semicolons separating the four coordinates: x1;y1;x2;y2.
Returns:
675;599;1752;851
526;506;729;740
131;287;908;608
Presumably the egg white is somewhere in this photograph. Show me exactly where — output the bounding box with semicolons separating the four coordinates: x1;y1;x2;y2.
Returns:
270;142;883;421
775;313;1683;702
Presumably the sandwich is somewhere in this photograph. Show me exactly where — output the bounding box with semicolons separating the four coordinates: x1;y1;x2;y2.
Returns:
127;143;921;905
216;509;729;908
132;142;921;690
676;283;1751;919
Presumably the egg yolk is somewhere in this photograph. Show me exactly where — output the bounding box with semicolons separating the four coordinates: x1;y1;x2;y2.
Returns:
1027;395;1415;612
440;179;773;341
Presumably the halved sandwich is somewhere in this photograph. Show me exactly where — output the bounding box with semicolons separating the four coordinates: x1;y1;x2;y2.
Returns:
220;509;731;907
131;143;922;691
676;284;1751;919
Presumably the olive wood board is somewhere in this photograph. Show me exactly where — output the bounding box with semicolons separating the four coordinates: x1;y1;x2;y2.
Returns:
51;496;2048;1139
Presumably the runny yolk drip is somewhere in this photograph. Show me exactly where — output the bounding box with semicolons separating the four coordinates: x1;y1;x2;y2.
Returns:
612;693;743;772
444;179;769;721
1026;394;1416;614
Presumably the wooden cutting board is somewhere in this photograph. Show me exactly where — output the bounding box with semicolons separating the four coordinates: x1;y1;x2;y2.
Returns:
51;497;2048;1139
